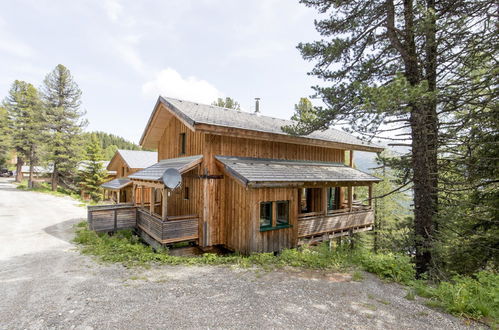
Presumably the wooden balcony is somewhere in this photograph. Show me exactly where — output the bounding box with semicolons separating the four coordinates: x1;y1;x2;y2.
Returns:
137;209;198;244
297;206;374;238
87;204;199;245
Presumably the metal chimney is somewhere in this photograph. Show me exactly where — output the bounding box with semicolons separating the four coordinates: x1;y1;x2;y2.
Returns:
254;98;260;114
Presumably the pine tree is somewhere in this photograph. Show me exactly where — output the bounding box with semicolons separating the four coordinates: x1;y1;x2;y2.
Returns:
284;97;318;135
79;136;107;202
0;106;10;168
212;97;241;111
3;81;45;187
42;64;87;191
291;0;497;277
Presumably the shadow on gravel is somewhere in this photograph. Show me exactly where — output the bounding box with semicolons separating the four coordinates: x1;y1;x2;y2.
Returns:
43;218;84;243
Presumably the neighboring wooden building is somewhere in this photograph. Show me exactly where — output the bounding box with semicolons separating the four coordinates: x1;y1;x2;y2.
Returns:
88;96;383;254
100;150;157;203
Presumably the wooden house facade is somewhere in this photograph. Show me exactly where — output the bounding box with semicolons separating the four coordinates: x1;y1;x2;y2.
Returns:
88;96;383;254
101;150;157;203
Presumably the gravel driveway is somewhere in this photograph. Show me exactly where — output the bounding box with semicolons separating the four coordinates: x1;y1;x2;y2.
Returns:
0;178;476;329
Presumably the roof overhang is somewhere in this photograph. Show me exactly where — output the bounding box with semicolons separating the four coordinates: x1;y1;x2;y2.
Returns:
216;156;381;188
101;178;132;190
139;96;384;152
128;155;203;184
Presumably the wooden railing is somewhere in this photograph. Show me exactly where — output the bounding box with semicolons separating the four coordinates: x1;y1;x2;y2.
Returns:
298;208;374;238
87;203;137;232
137;209;199;244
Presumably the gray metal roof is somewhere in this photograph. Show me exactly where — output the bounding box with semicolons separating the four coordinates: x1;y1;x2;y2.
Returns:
160;96;382;151
128;155;203;182
117;150;157;169
101;178;132;190
216;156;380;188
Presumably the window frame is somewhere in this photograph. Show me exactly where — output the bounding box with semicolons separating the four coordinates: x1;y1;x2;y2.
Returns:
259;200;292;232
179;132;186;155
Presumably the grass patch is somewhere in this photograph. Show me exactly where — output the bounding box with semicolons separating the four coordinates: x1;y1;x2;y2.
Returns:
411;272;499;327
352;271;364;281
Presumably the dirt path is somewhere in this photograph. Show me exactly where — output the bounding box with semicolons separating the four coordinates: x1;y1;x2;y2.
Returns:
0;178;476;329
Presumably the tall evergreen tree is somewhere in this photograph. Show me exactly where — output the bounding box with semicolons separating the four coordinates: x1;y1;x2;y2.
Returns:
42;64;87;191
79;136;107;202
290;0;497;277
0;106;10;168
212;97;241;111
3;81;45;187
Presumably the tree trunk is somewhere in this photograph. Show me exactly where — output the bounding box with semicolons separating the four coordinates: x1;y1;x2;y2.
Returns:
15;156;23;182
51;163;58;191
28;147;34;189
411;105;437;277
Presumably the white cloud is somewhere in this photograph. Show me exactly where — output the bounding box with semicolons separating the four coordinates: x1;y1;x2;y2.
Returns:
142;68;223;104
103;0;123;22
111;34;146;75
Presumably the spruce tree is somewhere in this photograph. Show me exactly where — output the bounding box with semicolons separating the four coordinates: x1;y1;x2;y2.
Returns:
211;97;241;110
42;64;87;191
3;81;45;187
0;106;10;168
79;136;107;202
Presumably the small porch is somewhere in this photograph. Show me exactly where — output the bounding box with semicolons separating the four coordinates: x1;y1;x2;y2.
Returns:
89;155;203;247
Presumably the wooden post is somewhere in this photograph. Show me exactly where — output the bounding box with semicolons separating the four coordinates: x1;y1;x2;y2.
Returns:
347;186;353;212
131;184;135;205
349;150;354;167
162;188;168;221
117;190;121;204
368;184;373;208
322;187;328;216
141;186;145;208
150;187;155;215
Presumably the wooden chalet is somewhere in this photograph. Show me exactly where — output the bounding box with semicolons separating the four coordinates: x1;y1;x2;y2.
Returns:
100;150;157;203
88;96;383;254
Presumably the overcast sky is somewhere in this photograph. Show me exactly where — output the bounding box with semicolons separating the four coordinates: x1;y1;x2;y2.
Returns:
0;0;326;143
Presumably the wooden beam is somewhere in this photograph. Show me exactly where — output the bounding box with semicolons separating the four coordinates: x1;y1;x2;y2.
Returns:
322;187;328;216
347;186;353;212
162;188;168;221
368;184;373;207
141;186;145;208
150;187;155;214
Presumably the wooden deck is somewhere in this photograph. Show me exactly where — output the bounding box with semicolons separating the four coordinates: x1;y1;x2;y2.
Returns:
297;207;374;239
87;204;199;245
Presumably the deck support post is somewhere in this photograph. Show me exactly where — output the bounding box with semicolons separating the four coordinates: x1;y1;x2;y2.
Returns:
150;187;155;215
368;184;373;208
131;184;135;205
162;188;168;221
322;187;328;216
117;190;120;204
347;186;353;212
141;185;145;209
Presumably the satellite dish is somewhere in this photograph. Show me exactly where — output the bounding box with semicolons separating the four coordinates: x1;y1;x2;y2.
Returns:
162;168;182;189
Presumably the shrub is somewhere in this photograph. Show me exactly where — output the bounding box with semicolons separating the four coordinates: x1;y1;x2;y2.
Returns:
412;272;499;325
357;251;415;284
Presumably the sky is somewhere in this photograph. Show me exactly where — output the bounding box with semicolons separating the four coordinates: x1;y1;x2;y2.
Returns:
0;0;325;144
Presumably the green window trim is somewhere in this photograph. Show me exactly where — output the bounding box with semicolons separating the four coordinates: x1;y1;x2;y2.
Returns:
260;224;292;232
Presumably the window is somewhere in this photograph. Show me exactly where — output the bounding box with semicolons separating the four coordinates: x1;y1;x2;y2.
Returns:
184;186;189;200
259;202;272;228
276;201;289;226
327;187;340;211
179;133;186;155
260;200;290;231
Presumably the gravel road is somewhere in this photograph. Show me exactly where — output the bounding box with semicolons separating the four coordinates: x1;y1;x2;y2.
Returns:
0;178;477;329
